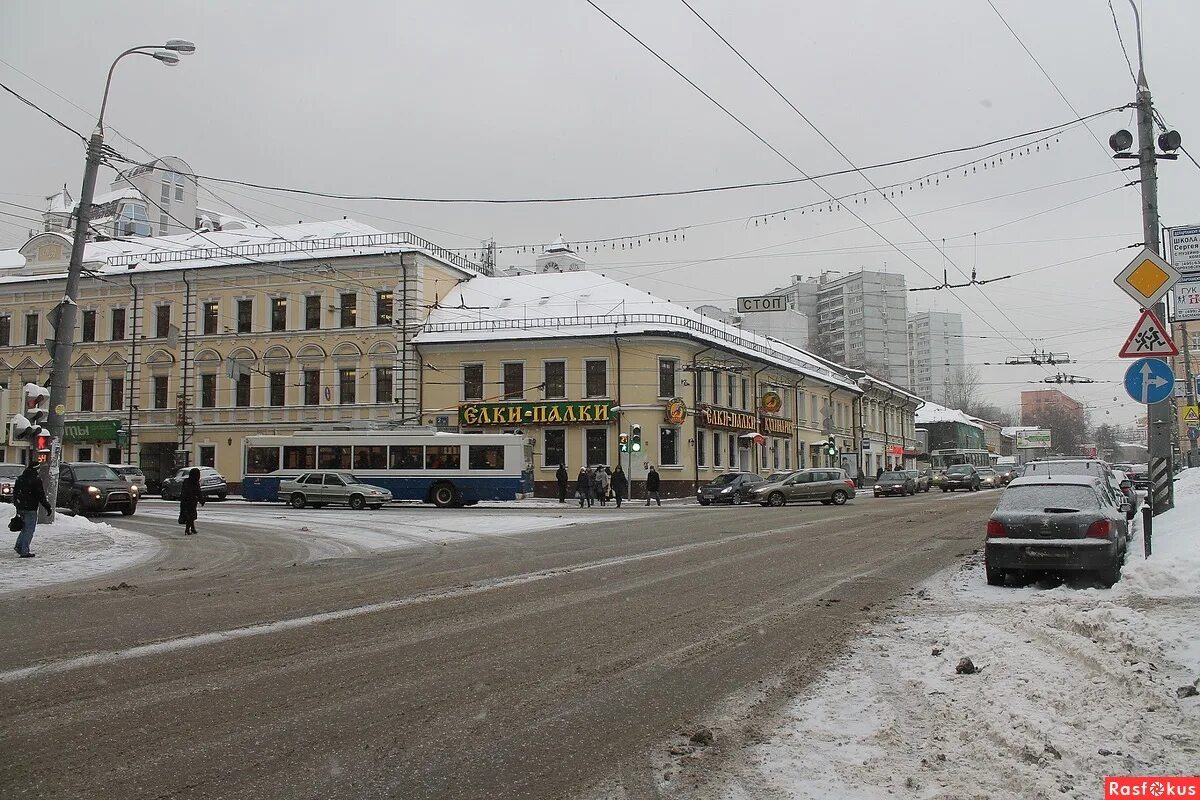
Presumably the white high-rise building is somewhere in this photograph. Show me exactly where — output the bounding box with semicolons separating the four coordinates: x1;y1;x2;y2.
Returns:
908;310;966;404
813;270;909;386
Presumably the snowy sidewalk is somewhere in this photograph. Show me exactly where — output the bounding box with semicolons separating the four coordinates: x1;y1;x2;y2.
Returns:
675;472;1200;799
0;514;159;595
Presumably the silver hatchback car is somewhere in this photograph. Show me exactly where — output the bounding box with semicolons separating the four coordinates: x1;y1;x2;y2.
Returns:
749;468;857;507
279;471;393;510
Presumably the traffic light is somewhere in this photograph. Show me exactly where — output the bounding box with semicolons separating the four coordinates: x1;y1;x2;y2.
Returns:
619;432;630;452
631;424;642;452
825;435;837;457
12;382;50;445
34;432;51;464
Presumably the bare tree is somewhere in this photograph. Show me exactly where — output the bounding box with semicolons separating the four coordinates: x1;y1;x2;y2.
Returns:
943;365;982;411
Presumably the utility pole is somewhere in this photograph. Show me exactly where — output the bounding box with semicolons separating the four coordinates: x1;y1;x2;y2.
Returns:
1180;315;1198;467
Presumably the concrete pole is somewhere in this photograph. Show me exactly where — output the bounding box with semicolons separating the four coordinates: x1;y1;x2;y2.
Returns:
1180;319;1199;467
1135;73;1174;512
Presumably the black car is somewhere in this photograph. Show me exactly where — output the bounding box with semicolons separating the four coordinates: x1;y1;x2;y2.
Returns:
697;472;765;505
161;467;229;500
874;471;916;497
57;462;139;516
984;475;1129;587
941;464;981;492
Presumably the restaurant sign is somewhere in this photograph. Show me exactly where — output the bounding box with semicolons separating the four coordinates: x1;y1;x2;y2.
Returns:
697;405;758;432
459;401;613;427
63;419;121;443
760;414;794;438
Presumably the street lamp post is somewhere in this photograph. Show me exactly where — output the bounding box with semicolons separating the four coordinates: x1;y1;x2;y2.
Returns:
43;41;195;514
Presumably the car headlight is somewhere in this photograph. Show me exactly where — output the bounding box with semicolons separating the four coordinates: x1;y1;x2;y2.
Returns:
129;485;139;495
720;487;732;493
87;486;101;495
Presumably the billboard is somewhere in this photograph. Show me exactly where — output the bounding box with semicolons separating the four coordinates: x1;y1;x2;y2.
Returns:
1016;429;1053;449
1168;224;1200;274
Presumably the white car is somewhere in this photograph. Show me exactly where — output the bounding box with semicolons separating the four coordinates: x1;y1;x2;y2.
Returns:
279;471;393;510
109;464;147;490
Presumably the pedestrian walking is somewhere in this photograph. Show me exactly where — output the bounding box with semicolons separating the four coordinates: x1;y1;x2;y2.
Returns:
178;467;205;535
611;465;628;508
12;464;51;558
645;465;661;506
576;467;592;508
555;464;569;503
594;466;610;507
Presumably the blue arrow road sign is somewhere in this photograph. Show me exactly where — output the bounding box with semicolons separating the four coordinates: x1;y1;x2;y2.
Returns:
1124;358;1176;405
1189;427;1200;442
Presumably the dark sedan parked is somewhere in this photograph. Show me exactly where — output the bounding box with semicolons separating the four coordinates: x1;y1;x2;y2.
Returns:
874;471;916;497
941;464;981;492
984;475;1129;587
697;472;765;505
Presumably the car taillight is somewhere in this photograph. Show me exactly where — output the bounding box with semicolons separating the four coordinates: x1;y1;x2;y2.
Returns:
844;480;855;490
986;519;1007;538
1086;519;1112;538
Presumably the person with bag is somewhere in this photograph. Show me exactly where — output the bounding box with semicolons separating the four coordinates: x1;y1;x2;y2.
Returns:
13;463;51;558
611;465;628;509
645;465;662;506
576;467;592;508
178;468;205;535
555;464;569;503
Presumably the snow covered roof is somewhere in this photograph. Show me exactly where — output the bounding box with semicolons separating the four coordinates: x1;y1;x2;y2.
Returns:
46;187;143;215
416;272;861;391
915;401;984;429
0;219;487;281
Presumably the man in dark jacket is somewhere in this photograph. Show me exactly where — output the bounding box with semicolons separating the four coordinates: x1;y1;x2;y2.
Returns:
576;467;592;508
645;466;661;506
13;464;51;558
555;464;569;503
611;466;628;508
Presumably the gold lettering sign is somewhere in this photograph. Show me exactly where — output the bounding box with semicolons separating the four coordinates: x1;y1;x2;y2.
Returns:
459;401;613;427
760;414;794;437
696;404;758;432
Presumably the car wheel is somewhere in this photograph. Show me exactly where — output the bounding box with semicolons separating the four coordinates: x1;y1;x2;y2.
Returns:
985;562;1006;586
216;493;227;501
431;483;458;508
698;499;711;506
831;490;848;505
349;494;366;510
767;491;786;507
1099;558;1122;588
289;493;307;509
69;495;83;516
121;504;136;516
731;490;743;505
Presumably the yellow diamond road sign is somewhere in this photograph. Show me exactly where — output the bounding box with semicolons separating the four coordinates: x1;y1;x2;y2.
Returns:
1115;247;1181;308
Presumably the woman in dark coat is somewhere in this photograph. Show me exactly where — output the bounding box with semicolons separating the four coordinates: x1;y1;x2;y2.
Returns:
576;467;592;508
179;468;205;535
610;466;629;508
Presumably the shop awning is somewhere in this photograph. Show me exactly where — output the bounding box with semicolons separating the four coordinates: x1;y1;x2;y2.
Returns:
739;432;766;445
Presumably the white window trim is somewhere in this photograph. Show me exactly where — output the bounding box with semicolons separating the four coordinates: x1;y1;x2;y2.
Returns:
461;362;485;402
583;427;609;467
658;425;681;467
658;358;679;399
583;357;610;400
542;359;567;400
501;360;527;401
542;427;567;468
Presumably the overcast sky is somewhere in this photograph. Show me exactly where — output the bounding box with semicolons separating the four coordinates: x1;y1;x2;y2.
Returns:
3;0;1198;426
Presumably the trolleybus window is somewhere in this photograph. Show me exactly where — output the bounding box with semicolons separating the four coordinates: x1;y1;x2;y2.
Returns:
318;445;352;470
353;445;387;470
246;447;280;475
425;445;460;470
284;446;316;470
468;445;505;470
389;445;423;470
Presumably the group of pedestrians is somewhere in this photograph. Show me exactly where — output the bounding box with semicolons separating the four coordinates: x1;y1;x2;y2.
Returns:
554;464;662;508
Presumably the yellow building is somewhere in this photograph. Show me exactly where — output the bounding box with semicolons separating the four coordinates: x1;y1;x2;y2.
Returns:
414;272;917;496
0;219;486;487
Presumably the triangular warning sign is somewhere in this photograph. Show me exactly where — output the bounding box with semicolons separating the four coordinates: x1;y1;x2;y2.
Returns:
1118;308;1179;358
1185;407;1200;424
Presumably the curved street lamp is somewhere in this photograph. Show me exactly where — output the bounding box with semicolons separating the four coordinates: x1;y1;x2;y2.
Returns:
42;40;196;514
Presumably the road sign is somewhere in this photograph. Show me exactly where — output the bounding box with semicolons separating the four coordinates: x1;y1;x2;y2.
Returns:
1114;247;1181;308
1118;308;1178;357
736;295;787;313
1167;224;1200;274
1189;427;1200;442
1015;429;1052;449
1182;405;1200;425
1171;278;1200;322
1124;357;1176;405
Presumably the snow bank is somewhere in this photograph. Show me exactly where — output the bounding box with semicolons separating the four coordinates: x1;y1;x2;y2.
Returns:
679;471;1200;799
0;512;158;594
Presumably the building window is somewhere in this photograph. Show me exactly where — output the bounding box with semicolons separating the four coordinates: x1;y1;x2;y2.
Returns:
25;313;37;346
797;390;806;421
544;428;566;468
79;379;94;412
107;447;122;464
304;370;321;405
160;178;171;204
712;432;722;467
199;445;215;469
544;361;566;399
235;373;251;407
305;296;321;330
271;298;287;332
237;299;253;333
153;376;168;409
695;370;705;403
741;378;748;410
159;213;169;235
375;368;392;404
376;290;393;326
463;364;484;401
696;431;707;466
269;372;285;407
585;360;607;398
111;308;125;341
109;378;124;411
77;446;92;462
339;293;357;328
81;310;96;342
727;374;735;407
200;374;216;408
0;316;9;346
660;427;679;466
155;306;170;339
202;302;218;335
503;362;524;400
659;359;676;398
711;371;719;404
729;434;738;470
339;369;356;404
585;428;608;467
174;172;185;202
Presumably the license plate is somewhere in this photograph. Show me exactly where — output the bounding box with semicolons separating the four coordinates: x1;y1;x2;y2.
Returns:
1024;548;1064;559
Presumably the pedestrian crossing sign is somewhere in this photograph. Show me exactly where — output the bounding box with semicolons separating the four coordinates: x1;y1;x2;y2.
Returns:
1118;308;1179;358
1182;405;1199;424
